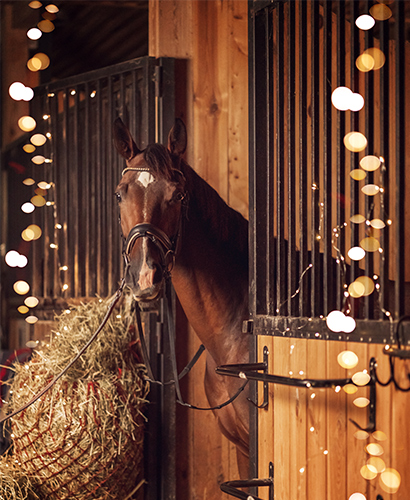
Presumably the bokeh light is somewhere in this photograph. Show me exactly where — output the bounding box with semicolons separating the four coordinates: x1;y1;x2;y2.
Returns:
361;184;380;196
18;116;36;132
348;280;366;298
367;456;385;473
369;3;392;21
352;371;371;386
353;397;370;408
45;4;59;13
30;133;47;146
326;310;345;332
38;19;55;33
29;1;42;8
344;132;367;152
331;87;364;112
337;350;359;369
355;14;375;30
369;218;385;229
343;384;358;395
353;430;369;440
360;155;381;171
21;202;35;214
24;296;39;308
372;430;387;442
348;493;366;500
23;178;36;186
355;276;375;296
23;144;36;153
348;246;366;261
13;280;30;295
360;237;380;253
25;316;39;325
27;27;42;40
366;443;384;456
379;468;401;494
356;53;375;72
360;464;377;480
31;155;45;165
18;305;30;315
350;169;367;181
350;214;366;224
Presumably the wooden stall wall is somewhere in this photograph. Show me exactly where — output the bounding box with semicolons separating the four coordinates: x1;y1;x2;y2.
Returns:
258;337;410;500
149;1;248;498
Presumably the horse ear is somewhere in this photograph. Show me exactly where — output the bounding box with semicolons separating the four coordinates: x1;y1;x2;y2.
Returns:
168;118;187;156
113;117;140;160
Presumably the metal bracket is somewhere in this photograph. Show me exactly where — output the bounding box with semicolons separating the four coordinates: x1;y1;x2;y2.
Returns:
220;462;274;500
216;352;377;432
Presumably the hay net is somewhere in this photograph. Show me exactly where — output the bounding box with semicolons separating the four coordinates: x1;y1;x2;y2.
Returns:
2;293;149;500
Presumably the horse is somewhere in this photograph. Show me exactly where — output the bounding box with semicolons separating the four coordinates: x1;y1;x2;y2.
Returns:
113;117;250;477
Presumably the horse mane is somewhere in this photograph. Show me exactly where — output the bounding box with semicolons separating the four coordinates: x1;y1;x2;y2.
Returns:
143;143;248;262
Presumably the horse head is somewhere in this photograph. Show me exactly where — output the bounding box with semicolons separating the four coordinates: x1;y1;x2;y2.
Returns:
113;117;187;301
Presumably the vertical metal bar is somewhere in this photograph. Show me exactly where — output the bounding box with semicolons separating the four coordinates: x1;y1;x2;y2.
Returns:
350;0;360;302
378;0;390;319
96;79;103;296
107;75;114;294
84;82;91;297
298;0;309;317
394;0;405;317
364;0;374;319
276;1;286;315
323;1;333;315
311;0;321;316
73;86;80;297
336;0;346;310
287;1;297;316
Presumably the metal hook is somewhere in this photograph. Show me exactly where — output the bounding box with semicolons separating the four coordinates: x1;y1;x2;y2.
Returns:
349;357;377;433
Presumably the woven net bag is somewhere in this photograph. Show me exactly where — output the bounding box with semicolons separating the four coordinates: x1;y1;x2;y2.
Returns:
7;295;149;500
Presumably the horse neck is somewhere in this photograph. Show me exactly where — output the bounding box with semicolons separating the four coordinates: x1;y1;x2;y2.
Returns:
171;164;249;364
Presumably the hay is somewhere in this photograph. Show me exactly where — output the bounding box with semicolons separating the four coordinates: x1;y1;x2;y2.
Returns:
5;294;149;500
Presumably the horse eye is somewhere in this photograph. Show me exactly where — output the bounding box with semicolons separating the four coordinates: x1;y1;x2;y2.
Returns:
115;192;122;203
175;192;185;202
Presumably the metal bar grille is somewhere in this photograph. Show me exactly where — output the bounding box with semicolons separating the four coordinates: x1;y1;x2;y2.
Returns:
30;57;157;304
249;0;410;343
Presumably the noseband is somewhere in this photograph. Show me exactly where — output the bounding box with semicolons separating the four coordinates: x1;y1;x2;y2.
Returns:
123;222;177;276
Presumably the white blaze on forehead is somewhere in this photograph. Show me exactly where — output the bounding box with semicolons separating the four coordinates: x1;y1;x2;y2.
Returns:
137;171;155;188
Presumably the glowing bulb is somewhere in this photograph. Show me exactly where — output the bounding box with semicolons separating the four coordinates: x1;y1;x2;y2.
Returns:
30;134;47;146
349;93;364;112
361;184;380;196
18;116;36;132
62;284;69;291
25;316;38;325
353;397;370;408
27;27;42;40
337;351;359;369
13;281;30;295
348;493;366;500
331;87;352;111
24;296;39;308
5;251;20;267
360;155;380;171
326;310;345;333
355;14;375;30
366;443;384;456
348;247;366;261
344;132;367;152
9;82;26;101
352;371;371;386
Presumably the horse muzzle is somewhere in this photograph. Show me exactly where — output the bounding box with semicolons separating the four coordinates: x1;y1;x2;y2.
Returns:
122;222;176;302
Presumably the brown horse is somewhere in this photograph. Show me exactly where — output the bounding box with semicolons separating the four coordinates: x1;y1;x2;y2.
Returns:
113;118;250;477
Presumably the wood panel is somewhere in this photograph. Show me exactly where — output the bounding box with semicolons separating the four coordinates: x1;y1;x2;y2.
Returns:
258;336;410;500
149;1;248;498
